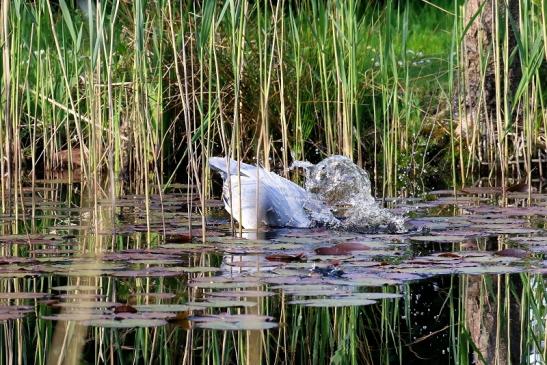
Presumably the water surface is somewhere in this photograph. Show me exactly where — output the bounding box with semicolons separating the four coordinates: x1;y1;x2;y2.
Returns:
1;181;546;364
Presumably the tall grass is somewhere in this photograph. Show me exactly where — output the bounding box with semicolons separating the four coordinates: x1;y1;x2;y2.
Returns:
0;0;545;202
1;2;546;364
0;0;543;289
0;1;439;209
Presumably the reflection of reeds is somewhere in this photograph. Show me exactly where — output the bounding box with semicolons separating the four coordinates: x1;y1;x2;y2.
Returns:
47;179;111;365
458;273;524;364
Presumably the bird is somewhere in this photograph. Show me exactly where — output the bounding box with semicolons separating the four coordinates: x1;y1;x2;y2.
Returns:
209;157;334;229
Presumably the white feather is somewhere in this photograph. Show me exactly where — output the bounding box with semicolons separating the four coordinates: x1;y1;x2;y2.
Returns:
209;157;314;229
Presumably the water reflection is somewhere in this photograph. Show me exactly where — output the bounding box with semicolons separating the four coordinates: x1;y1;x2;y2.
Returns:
0;180;547;363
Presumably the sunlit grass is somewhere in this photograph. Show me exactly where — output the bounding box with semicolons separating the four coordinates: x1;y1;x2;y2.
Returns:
0;0;472;208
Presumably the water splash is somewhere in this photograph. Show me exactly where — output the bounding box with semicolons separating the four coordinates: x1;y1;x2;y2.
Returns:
294;156;406;232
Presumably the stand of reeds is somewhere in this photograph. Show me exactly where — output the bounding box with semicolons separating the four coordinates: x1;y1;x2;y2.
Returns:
0;1;545;201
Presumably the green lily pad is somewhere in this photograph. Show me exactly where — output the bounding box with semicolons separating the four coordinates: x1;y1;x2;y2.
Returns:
83;318;167;328
288;298;377;307
186;300;257;308
196;319;278;331
51;285;99;292
133;304;204;312
190;314;277;330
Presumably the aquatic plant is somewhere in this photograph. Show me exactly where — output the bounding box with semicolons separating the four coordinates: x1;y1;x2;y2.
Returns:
0;0;544;212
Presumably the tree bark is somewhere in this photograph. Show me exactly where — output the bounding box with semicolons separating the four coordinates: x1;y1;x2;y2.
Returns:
465;275;522;364
458;0;521;177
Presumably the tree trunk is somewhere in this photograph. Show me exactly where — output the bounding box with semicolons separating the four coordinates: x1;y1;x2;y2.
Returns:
463;238;522;364
458;0;521;181
465;275;522;364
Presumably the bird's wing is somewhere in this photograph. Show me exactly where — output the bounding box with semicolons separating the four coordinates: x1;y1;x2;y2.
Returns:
209;156;315;227
209;157;261;179
257;169;313;227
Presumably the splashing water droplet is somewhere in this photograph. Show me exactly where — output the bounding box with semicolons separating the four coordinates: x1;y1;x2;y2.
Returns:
295;156;405;232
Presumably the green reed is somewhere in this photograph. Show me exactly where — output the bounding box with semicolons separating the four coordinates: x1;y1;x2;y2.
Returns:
455;0;546;189
2;0;544;208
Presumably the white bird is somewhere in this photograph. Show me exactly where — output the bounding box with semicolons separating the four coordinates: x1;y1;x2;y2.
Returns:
209;157;334;229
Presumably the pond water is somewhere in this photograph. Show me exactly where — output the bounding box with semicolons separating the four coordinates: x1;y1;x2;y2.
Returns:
1;180;547;364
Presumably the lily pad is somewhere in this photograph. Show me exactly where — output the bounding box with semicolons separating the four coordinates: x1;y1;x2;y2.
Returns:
189;314;278;331
186;300;257;308
82;318;167;328
0;292;48;300
133;304;204;312
288;297;377;307
51;285;99;292
208;290;275;298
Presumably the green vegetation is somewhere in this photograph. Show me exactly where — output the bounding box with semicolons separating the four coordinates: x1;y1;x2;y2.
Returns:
1;1;547;364
4;0;544;205
0;0;546;199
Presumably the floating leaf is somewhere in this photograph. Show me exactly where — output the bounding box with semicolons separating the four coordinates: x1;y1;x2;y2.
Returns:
315;242;372;255
437;252;462;258
460;187;502;195
41;312;108;322
195;319;278;331
265;253;305;262
164;266;220;273
83;318;167;328
51;301;121;309
189;314;277;331
160;243;212;250
0;292;48;300
288;298;376;307
113;305;138;314
186;300;257;308
327;275;401;287
0;305;34;321
344;292;402;300
133;304;204;312
189;277;261;289
165;233;193;243
493;248;531;259
487;228;541;234
208;290;275;298
51;285;99;292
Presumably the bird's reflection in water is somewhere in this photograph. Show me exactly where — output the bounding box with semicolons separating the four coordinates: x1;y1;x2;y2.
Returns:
222;228;281;275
